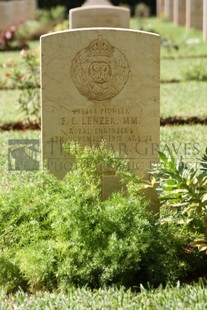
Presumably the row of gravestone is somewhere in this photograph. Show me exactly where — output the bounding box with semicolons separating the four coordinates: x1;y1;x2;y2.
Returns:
41;0;160;210
157;0;207;41
0;0;36;31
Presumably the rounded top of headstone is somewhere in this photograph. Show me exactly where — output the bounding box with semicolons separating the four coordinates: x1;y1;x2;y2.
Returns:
82;0;112;6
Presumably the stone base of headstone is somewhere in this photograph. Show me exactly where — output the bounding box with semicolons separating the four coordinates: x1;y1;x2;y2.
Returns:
69;6;130;29
102;174;123;199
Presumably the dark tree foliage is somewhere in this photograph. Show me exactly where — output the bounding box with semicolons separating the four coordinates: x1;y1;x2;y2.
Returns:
37;0;156;16
38;0;84;10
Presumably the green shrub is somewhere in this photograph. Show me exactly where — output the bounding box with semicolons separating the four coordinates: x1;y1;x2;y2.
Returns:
0;144;206;292
37;6;66;22
155;148;207;219
183;62;207;81
16;20;56;41
53;20;69;32
154;148;207;261
53;192;153;288
0;256;26;293
0;23;29;52
4;49;40;124
14;6;68;40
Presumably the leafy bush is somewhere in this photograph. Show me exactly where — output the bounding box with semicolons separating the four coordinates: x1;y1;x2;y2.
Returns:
156;148;207;218
53;20;69;32
0;144;206;292
0;24;28;51
183;62;207;81
16;20;55;41
37;6;66;22
4;49;40;124
11;6;67;42
155;148;207;259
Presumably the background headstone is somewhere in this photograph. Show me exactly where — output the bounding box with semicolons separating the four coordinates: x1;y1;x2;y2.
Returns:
204;0;207;41
174;0;186;26
41;29;160;207
156;0;165;17
164;0;174;21
0;2;12;31
69;0;130;29
186;0;203;30
10;0;27;25
0;0;36;31
83;0;112;5
24;0;37;21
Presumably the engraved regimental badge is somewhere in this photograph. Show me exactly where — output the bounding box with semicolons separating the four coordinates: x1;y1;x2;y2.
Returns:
71;35;130;101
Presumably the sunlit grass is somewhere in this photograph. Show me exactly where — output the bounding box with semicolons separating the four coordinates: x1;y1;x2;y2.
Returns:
161;81;207;118
161;58;207;81
0;90;22;124
131;17;207;58
1;282;207;309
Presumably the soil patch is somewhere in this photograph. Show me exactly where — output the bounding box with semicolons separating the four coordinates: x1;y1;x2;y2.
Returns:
0;117;207;132
0;122;40;131
161;117;207;126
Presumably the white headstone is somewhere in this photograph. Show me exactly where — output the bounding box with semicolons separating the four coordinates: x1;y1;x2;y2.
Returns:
41;28;160;208
0;0;36;31
10;0;27;25
186;0;203;30
204;0;207;41
69;1;130;29
24;0;37;20
164;0;174;21
157;0;165;17
83;0;112;5
174;0;186;26
0;2;12;30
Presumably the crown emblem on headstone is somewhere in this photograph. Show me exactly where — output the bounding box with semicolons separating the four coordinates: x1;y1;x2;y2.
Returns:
89;35;114;57
71;35;130;101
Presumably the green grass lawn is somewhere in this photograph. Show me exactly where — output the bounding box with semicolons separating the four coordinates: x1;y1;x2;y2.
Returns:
0;41;39;66
0;90;22;124
1;282;207;309
131;17;207;58
161;58;207;81
1;82;207;123
161;81;207;118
